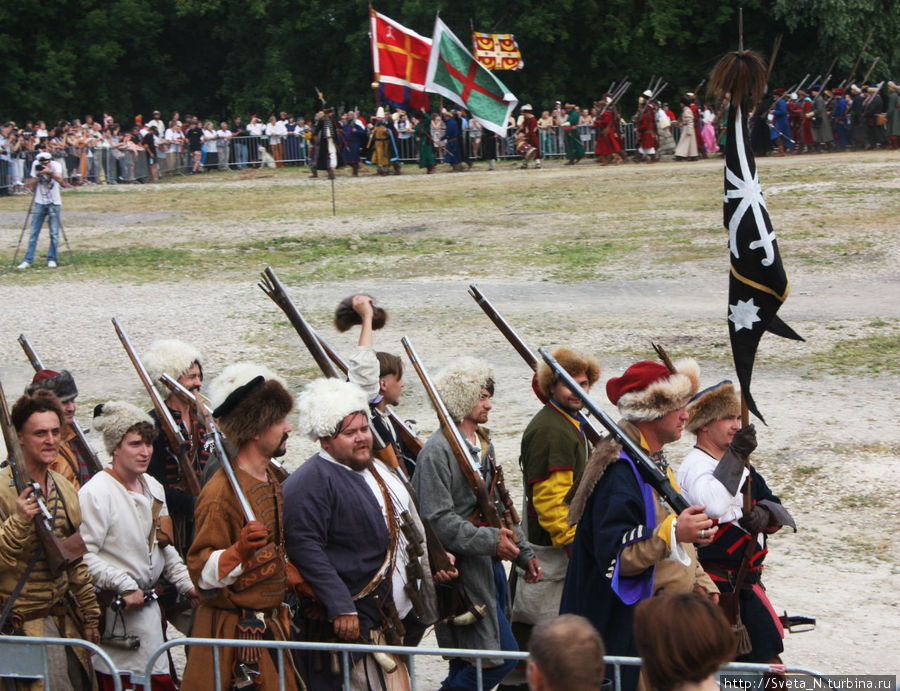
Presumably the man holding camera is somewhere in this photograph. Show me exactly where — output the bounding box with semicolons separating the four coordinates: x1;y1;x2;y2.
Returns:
18;151;64;270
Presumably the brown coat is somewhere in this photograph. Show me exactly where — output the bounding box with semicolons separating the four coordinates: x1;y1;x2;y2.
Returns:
183;464;299;690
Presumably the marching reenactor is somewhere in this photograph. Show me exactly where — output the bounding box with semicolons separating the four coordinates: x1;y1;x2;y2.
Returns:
413;357;540;691
676;381;796;667
287;378;410;689
80;401;197;690
183;366;301;689
632;90;658;163
0;388;100;690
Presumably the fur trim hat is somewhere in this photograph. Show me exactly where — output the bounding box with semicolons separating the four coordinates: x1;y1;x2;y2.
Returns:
520;104;533;112
334;294;388;333
213;376;294;448
208;363;286;411
143;339;202;399
536;347;600;398
297;378;370;440
850;84;861;94
92;400;153;455
435;357;494;423
26;369;78;402
686;380;740;434
606;359;700;422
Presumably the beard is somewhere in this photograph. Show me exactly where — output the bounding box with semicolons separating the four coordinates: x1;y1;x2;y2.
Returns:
271;433;289;458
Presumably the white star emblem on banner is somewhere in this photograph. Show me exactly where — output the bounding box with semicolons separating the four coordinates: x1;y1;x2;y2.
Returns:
725;105;777;267
729;298;762;332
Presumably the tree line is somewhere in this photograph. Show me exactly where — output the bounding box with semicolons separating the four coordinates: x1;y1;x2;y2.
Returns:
2;0;897;124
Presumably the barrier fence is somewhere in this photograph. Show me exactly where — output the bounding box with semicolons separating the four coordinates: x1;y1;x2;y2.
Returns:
0;123;690;191
0;634;833;691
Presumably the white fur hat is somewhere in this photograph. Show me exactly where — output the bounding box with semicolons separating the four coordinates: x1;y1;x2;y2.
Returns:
208;362;286;411
143;339;202;399
92;400;153;455
435;357;494;423
297;378;370;440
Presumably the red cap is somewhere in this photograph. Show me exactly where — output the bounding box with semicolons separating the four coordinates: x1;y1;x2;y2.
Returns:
31;369;61;385
606;361;671;405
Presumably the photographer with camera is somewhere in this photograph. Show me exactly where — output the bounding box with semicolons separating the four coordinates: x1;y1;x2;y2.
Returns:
18;150;64;269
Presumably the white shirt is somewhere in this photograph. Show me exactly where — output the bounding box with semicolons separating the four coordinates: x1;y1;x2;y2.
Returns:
247;122;266;136
164;128;183;152
30;159;62;204
79;471;192;675
677;446;749;525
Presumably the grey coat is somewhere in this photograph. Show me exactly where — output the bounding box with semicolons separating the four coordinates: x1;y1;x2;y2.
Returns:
412;427;534;663
811;94;833;143
888;90;900;136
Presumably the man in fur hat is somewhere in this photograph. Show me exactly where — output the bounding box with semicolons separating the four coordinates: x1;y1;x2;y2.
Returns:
26;369;92;488
80;401;197;690
506;347;600;685
0;389;100;690
560;359;718;691
182;369;301;690
676;381;793;666
143;338;207;558
516;105;541;169
285;377;414;690
413;358;540;691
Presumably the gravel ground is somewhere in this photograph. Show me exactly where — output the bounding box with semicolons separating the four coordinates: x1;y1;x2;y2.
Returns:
1;154;898;682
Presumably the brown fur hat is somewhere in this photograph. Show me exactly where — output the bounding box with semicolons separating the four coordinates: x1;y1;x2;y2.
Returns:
606;359;700;422
334;294;388;333
215;377;294;448
686;380;740;434
536;347;600;398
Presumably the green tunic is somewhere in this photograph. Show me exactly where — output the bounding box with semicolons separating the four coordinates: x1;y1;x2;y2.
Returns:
888;90;900;137
564;109;585;159
416;121;436;168
519;404;589;548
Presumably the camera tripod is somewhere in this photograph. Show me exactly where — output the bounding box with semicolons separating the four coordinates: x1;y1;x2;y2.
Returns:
10;185;77;268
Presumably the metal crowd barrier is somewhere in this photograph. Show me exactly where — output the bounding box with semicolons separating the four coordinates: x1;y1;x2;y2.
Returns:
0;123;691;190
0;635;123;690
0;633;835;691
133;636;829;691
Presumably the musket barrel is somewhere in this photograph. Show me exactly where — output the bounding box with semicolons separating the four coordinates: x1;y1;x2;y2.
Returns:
537;348;689;515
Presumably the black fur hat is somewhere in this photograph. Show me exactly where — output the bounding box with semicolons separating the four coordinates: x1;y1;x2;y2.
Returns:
334;294;388;333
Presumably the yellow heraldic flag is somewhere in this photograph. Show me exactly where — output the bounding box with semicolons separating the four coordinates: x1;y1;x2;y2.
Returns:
472;31;524;70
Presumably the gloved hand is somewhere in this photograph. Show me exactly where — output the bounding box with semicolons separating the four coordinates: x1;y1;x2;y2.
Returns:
235;521;269;561
729;424;757;458
738;504;770;534
218;521;269;580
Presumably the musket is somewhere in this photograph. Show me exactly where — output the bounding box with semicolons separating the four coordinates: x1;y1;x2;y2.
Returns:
766;35;783;81
861;80;885;110
693;78;706;97
314;333;423;458
402;336;517;537
258;267;339;379
468;284;604;445
860;57;880;86
0;377;71;575
17;334;103;477
257;268;411;470
846;28;875;86
538;348;689;514
111;318;201;496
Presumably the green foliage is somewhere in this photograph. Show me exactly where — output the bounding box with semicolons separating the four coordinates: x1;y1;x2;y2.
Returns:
1;0;895;123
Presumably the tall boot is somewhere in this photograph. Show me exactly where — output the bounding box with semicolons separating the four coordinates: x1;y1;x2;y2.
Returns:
488;159;496;171
535;158;542;169
351;163;359;177
777;141;786;156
